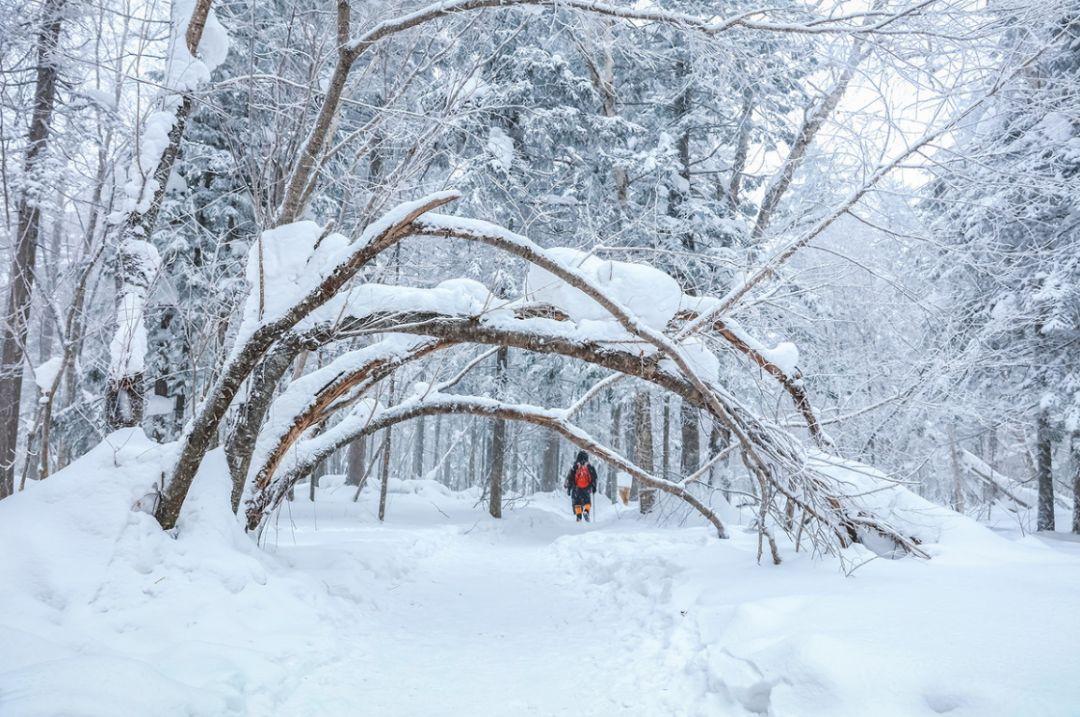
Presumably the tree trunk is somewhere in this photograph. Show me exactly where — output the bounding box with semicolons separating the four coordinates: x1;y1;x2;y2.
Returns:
487;347;508;518
709;423;730;496
226;337;302;511
412;416;425;479
433;413;443;484
467;418;477;491
680;401;699;480
984;425;999;504
634;391;656;514
541;428;560;492
1072;431;1080;535
1036;412;1055;531
346;437;367;486
378;378;396;520
726;83;754;213
750;32;867;241
661;396;670;481
607;400;621;501
948;423;965;513
0;0;65;499
377;428;392;521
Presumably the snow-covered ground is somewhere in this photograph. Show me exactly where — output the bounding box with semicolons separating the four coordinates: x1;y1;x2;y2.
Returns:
3;430;1080;716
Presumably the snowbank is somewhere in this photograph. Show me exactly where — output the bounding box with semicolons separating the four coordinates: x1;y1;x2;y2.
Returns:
4;442;1080;715
0;432;337;715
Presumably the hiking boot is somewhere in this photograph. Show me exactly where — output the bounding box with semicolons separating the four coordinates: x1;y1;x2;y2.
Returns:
576;513;582;522
583;511;590;522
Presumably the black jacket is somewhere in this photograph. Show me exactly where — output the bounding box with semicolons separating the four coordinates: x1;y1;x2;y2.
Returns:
565;462;598;493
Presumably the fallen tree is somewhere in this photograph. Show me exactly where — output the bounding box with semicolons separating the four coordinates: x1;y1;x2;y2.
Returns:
224;213;927;559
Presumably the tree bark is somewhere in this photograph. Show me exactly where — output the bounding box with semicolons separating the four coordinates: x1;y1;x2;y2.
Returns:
412;416;425;479
1072;431;1080;535
726;84;754;213
377;429;392;521
433;414;444;484
661;396;671;481
1036;412;1055;531
0;0;65;499
680;401;699;479
948;423;965;513
634;391;656;514
346;437;367;486
608;400;621;502
487;346;508;518
226;336;303;510
541;428;560;492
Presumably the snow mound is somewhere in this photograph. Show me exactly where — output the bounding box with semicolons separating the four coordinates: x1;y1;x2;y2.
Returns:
808;450;1026;560
385;477;454;496
525;248;682;329
0;433;333;715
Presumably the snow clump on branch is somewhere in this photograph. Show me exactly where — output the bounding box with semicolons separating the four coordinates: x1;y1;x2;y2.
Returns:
524;248;682;330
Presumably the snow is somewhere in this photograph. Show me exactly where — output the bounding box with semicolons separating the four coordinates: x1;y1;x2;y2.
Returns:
108;293;150;377
525;247;682;330
762;340;799;375
116;0;230;218
144;394;175;417
660;335;719;381
165;0;230;92
306;277;500;331
722;315;801;376
3;443;1080;715
33;357;62;393
108;239;161;379
121;111;178;217
486;126;514;171
1036;111;1074;144
232;192;459;349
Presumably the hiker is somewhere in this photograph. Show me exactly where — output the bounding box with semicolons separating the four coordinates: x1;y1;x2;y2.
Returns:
565;450;598;522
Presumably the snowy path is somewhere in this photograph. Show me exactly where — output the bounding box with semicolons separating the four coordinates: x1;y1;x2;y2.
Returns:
5;452;1080;717
267;499;694;716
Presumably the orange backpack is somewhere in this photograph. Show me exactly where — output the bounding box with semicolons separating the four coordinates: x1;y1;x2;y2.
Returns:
574;463;591;489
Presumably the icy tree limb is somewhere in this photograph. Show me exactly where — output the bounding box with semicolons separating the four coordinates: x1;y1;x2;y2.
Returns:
319;303;923;556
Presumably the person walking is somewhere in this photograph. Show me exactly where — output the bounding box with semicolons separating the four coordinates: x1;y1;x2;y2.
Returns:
565;451;598;522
